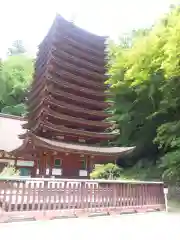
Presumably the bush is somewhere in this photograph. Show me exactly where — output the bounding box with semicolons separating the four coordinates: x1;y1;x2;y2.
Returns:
90;163;123;180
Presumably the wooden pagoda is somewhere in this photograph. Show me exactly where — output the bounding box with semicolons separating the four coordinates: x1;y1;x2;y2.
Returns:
14;15;133;178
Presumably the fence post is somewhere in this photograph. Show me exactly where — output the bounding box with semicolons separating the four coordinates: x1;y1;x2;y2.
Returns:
80;181;86;211
163;187;168;212
113;183;117;210
43;180;48;217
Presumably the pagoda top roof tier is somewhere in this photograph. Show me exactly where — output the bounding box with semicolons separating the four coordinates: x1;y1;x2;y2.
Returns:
37;35;105;67
39;15;106;50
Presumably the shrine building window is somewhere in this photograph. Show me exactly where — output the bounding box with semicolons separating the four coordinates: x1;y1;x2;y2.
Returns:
80;157;87;170
54;159;62;167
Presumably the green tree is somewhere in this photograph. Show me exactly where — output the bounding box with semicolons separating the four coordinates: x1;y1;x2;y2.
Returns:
107;5;180;181
0;42;34;116
0;164;20;177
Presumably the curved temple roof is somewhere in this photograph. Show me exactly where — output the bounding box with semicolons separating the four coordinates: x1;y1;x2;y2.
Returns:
0;114;134;157
14;133;134;157
0;113;25;153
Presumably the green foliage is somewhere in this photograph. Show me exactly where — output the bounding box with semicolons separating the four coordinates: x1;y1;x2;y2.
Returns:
1;104;27;116
120;161;163;181
90;163;123;179
0;164;20;177
108;5;180;181
159;150;180;182
0;41;34;116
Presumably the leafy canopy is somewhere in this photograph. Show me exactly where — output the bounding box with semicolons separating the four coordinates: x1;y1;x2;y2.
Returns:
0;41;34;116
107;5;180;181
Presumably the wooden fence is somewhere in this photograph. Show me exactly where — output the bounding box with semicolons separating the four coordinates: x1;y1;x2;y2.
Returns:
0;178;166;222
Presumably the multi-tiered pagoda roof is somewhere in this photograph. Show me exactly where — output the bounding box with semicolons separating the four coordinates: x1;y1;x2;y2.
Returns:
15;15;133;158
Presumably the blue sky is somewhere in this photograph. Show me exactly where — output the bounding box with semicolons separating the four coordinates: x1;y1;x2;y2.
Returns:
0;0;174;58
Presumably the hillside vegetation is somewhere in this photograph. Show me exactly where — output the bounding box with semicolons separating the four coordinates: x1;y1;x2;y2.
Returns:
107;5;180;182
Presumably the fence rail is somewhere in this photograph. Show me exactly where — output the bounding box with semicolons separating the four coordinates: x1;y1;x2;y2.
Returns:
0;178;166;222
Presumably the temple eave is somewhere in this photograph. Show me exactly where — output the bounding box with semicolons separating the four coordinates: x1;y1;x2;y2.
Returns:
29;120;117;140
27;79;110;107
28;81;109;108
50;57;105;82
53;39;104;65
51;47;105;74
12;134;134;157
23;108;111;130
32;68;105;94
27;98;110;119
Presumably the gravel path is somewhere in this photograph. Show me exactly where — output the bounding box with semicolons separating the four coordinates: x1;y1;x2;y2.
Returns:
1;212;180;240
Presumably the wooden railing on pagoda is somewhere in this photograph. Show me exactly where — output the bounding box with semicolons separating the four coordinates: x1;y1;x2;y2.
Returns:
0;178;166;222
